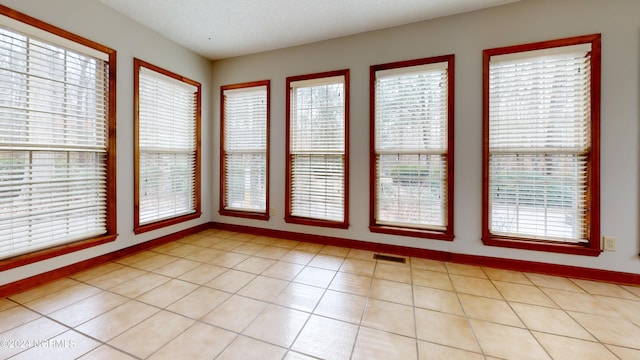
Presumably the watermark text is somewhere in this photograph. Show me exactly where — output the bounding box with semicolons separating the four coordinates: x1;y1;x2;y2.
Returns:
0;338;76;349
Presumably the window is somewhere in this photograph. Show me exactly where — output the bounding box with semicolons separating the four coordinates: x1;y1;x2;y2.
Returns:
286;70;349;228
370;55;454;240
0;5;116;268
134;59;201;233
482;34;601;255
220;80;269;219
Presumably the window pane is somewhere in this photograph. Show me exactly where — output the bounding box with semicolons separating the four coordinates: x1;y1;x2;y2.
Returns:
291;83;345;153
376;70;447;152
489;153;586;241
139;152;195;224
224;153;266;211
290;154;344;221
376;154;446;229
489;52;590;152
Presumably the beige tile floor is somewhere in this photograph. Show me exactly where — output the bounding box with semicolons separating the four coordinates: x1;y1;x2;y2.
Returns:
1;229;640;359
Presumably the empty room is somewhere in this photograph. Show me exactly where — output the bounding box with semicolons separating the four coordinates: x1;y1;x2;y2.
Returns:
0;0;639;359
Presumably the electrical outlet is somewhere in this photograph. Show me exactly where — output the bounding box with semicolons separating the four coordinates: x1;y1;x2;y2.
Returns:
603;236;616;251
269;208;276;216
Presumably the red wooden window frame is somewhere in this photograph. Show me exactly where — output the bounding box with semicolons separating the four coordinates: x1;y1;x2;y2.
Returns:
481;34;601;256
369;55;455;241
0;5;118;271
219;80;270;221
133;58;202;234
285;69;350;229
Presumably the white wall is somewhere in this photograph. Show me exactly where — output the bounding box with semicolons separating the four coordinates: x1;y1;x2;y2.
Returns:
0;0;213;286
211;0;640;274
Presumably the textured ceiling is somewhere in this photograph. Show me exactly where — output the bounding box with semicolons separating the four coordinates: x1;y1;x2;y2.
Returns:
98;0;519;60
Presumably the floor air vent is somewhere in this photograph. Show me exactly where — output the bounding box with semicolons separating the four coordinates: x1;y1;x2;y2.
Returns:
373;254;406;264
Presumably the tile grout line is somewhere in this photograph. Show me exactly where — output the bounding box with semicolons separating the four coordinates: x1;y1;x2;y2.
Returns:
494;272;556;360
449;264;489;359
408;256;421;359
344;254;380;360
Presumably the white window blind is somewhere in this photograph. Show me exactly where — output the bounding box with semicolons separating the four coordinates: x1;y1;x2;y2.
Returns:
222;85;267;213
138;66;198;226
488;44;592;243
289;76;346;222
0;26;109;259
374;62;449;230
